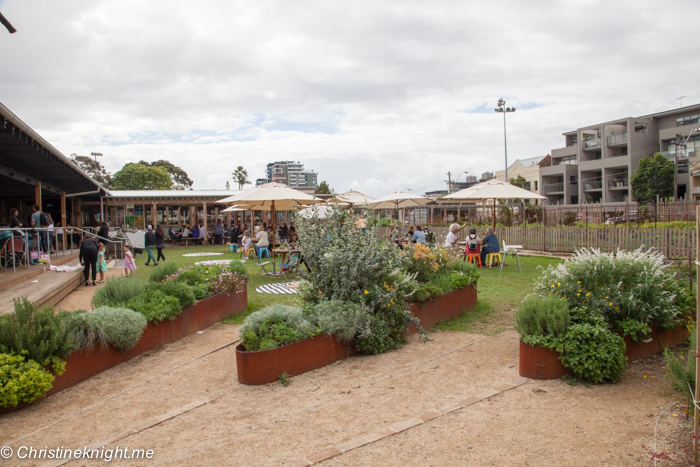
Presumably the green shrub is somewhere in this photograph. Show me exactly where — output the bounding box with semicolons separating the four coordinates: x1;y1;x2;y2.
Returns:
0;353;55;408
555;320;627;384
304;300;371;343
353;306;416;355
533;247;687;331
210;268;247;295
91;276;148;308
0;298;77;365
240;305;321;352
149;262;179;282
413;283;444;303
664;326;696;405
450;270;477;289
67;307;147;352
431;271;454;294
227;260;247;276
191;283;211;300
404;243;449;283
515;296;571;347
151;281;196;308
127;290;182;323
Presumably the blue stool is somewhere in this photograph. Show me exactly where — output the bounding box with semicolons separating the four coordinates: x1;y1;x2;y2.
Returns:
258;247;270;258
227;243;238;253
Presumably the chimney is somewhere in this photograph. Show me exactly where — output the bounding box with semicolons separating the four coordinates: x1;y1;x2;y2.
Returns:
226;181;230;190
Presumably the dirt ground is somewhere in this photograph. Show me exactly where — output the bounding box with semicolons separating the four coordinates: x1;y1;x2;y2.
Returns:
54;268;125;313
1;320;694;467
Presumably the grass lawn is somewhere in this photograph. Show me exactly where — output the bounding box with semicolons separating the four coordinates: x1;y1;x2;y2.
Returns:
133;245;300;325
145;246;561;333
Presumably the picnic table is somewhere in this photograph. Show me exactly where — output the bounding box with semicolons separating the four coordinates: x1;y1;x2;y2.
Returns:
272;248;301;263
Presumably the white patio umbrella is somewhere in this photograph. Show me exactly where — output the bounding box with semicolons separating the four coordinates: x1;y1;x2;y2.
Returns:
298;204;334;219
220;205;247;212
366;191;432;226
334;190;376;208
439;179;546;229
216;182;320;273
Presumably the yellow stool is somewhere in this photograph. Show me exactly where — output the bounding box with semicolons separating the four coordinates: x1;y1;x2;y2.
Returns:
485;252;502;267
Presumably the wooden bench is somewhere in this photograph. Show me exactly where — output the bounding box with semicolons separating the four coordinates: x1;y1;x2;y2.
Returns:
181;238;203;246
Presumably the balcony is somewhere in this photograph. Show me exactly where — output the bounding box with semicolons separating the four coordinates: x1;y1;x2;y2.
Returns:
583;180;603;191
693;186;700;195
607;133;628;146
583;139;601;150
608;177;628;189
544;183;564;194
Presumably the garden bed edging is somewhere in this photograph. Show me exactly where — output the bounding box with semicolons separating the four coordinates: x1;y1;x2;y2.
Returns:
519;325;690;380
237;285;478;385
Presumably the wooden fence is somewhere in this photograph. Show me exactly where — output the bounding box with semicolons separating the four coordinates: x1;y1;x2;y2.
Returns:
379;226;696;260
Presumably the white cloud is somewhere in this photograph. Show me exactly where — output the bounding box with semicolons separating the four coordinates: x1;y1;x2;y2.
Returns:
1;0;699;197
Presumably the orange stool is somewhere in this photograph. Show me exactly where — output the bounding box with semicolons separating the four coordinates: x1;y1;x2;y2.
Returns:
467;253;482;269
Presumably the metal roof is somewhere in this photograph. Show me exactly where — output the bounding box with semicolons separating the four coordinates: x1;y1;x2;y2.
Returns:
0;101;109;197
108;190;244;199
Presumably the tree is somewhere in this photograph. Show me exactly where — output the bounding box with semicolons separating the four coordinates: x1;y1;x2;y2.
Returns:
112;163;173;190
630;153;674;204
137;160;193;190
315;181;333;195
509;175;527;188
232;166;251;190
71;154;113;188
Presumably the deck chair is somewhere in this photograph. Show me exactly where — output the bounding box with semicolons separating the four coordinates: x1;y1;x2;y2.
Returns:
279;253;300;280
253;255;272;277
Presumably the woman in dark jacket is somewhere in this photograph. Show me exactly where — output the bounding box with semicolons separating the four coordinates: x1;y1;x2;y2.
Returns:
79;236;100;286
97;221;110;259
155;223;166;263
213;219;225;245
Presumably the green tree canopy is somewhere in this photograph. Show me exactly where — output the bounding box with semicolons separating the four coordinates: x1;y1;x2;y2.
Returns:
71;154;113;188
137;160;193;189
112;163;173;190
232;166;250;190
630;153;674;204
509;175;527;188
315;180;333;194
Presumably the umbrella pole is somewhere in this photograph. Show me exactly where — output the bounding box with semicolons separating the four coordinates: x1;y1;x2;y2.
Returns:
492;199;496;231
272;201;276;274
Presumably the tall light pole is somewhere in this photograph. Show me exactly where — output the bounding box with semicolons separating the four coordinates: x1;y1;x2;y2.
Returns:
495;98;516;182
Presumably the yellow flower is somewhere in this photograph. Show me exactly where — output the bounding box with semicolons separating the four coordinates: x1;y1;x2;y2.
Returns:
586;292;590;297
577;293;580;296
364;290;369;294
577;281;581;284
551;285;555;288
557;283;561;287
387;304;390;307
609;302;613;306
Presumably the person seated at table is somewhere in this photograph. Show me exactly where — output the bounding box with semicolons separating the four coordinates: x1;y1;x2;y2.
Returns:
389;226;403;250
191;224;200;240
241;230;253;256
281;223;289;241
253;226;269;256
169;226;180;243
412;225;426;245
181;225;190;241
465;228;481;256
480;227;500;265
288;231;299;248
444;223;465;247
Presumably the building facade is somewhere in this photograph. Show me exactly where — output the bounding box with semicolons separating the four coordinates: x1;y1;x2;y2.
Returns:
542;104;700;205
265;161;318;189
495;155;550;202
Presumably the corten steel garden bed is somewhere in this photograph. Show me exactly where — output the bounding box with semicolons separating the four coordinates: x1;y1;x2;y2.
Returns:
237;285;478;385
0;290;248;414
519;325;690;380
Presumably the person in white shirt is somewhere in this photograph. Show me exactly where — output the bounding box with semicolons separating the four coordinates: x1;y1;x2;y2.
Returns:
253;226;270;256
445;223;466;259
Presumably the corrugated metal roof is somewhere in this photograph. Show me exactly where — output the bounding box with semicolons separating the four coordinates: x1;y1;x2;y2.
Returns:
108;190;244;198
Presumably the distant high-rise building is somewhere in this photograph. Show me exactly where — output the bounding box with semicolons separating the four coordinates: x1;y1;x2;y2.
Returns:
265;161;318;188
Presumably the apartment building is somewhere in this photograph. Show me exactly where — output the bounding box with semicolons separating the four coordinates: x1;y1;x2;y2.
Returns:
542;104;700;205
495;155;551;201
265;161;318;189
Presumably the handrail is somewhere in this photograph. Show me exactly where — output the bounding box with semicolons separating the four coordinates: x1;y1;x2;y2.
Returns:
0;226;124;274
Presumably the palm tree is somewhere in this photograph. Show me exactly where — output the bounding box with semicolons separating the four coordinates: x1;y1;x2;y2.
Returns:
232;166;251;190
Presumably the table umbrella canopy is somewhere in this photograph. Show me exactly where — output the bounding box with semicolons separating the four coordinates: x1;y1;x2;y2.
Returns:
220;205;247;212
216;182;320;210
366;191;432;210
439;179;546;201
334;190;376;207
298;204;334;219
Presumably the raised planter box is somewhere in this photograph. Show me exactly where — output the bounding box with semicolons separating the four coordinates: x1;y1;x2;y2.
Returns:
237;285;478;385
519;325;690;380
1;289;247;414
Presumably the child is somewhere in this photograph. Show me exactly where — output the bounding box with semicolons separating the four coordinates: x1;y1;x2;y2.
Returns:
123;244;137;277
241;230;253;258
466;228;481;256
97;243;108;283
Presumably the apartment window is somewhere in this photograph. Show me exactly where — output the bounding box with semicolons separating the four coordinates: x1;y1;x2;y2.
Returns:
523;181;531;191
620;146;628;155
555;155;577;165
677;115;699;127
570;175;578;186
571;196;579;204
678;160;689;174
634;124;648;133
566;135;578;147
534;181;538;191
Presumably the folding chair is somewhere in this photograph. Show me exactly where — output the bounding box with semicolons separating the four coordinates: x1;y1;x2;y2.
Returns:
501;240;522;273
279;253;300;280
253;256;272;277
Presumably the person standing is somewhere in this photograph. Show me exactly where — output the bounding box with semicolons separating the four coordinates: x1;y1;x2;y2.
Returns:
79;235;99;286
98;221;110;260
47;213;56;253
9;208;24;238
30;204;48;253
96;243;108;283
144;225;158;266
123;245;137;277
213;219;224;245
155;224;166;263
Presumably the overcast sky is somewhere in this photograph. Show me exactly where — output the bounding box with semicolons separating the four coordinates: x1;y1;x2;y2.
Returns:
1;0;699;197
